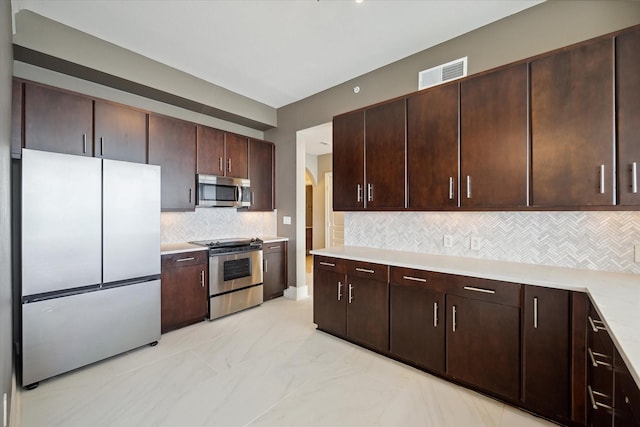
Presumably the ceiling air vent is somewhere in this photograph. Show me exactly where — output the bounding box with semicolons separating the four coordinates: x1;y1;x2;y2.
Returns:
418;57;468;90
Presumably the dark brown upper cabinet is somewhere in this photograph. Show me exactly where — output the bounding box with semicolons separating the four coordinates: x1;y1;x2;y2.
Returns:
94;100;147;163
365;99;407;209
196;126;248;179
333;110;365;211
460;63;528;208
531;37;615;207
149;114;197;211
11;79;23;159
196;125;225;175
617;27;640;206
407;82;459;209
24;83;94;157
248;138;275;211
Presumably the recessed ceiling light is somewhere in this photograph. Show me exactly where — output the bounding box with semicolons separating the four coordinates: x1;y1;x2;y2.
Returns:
355;0;364;3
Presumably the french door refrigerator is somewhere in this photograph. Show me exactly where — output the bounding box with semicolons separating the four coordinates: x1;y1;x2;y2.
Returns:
20;149;161;387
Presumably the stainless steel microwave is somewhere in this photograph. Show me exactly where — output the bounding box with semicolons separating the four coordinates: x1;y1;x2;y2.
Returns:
196;174;251;208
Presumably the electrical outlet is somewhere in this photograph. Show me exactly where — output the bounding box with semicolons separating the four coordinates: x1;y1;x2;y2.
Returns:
443;235;453;248
635;244;640;263
470;236;482;251
283;216;291;225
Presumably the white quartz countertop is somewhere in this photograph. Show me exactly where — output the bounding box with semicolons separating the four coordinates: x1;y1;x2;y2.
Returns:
160;243;208;255
311;245;640;388
260;236;289;243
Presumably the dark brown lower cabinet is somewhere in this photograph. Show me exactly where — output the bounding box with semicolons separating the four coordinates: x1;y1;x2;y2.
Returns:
161;252;208;333
313;259;347;337
446;294;521;401
614;349;640;427
263;241;287;301
390;282;444;373
345;271;389;352
522;286;570;421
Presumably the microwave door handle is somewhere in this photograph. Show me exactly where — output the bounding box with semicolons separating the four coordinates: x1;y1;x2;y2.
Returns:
237;185;242;204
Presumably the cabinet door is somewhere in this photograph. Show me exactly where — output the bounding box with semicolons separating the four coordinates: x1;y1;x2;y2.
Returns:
263;242;286;300
446;294;520;401
149;114;197;211
161;263;207;333
11;79;23;158
196;125;225;176
94;100;147;163
614;349;640;427
333;111;365;210
224;132;249;179
523;286;570;421
407;82;459;209
248;138;275;211
587;306;614;427
617;28;640;206
313;267;347;337
365;99;406;209
460;63;528;208
390;282;444;373
346;274;389;351
531;38;615;207
24;83;93;156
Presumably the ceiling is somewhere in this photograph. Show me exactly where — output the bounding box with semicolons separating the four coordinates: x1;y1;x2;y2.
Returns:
11;0;542;111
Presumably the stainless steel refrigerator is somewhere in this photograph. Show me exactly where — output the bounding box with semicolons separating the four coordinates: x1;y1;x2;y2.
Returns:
20;149;161;387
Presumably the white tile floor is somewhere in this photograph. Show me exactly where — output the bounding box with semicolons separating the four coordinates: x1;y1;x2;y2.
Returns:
18;295;557;427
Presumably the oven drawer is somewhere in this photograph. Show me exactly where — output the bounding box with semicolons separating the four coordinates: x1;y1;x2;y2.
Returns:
209;284;263;320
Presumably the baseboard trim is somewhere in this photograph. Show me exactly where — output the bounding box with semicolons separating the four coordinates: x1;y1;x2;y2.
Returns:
284;285;309;301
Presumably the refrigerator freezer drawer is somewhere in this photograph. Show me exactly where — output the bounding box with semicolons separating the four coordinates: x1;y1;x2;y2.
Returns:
22;280;161;386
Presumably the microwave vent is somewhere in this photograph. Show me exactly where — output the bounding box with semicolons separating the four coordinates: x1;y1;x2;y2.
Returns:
418;57;468;90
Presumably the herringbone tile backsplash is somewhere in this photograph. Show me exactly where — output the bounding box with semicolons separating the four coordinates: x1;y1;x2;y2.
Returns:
161;209;277;244
345;211;640;274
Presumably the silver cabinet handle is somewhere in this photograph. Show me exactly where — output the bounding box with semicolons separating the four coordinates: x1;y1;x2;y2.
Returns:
466;176;471;199
357;184;362;202
219;157;224;172
588;315;606;332
588;347;598;367
100;137;104;156
588;348;613;368
337;281;343;301
83;134;87;154
463;286;495;294
599;164;605;194
348;284;353;303
588;386;613;410
632;162;638;194
200;270;205;287
367;183;373;202
452;305;457;332
355;268;374;273
449;177;454;200
533;297;538;329
228;158;232;173
251;191;255;204
319;261;335;267
264;259;268;273
402;275;427;283
176;257;195;262
433;302;438;327
268;245;281;250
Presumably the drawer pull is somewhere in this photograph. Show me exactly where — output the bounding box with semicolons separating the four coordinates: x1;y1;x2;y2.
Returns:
403;275;427;283
176;257;195;262
463;286;495;294
588;348;613;368
355;268;375;274
588;386;613;410
268;245;281;250
433;302;438;327
319;262;336;267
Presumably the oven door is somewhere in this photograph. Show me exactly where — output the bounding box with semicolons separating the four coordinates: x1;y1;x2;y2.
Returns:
209;249;263;296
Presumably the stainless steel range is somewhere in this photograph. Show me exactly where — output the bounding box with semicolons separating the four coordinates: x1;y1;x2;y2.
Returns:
191;238;263;320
